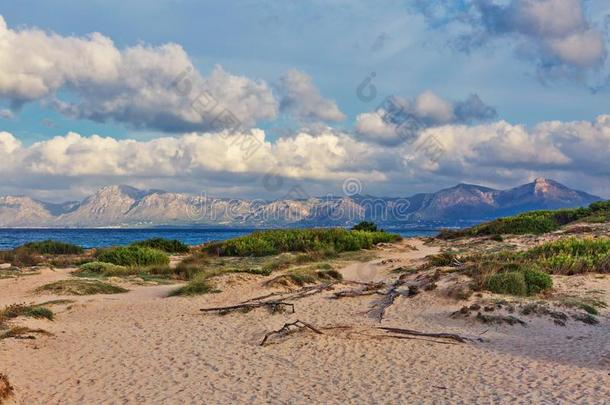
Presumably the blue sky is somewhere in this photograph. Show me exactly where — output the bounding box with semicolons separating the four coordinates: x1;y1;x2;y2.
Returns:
1;0;610;200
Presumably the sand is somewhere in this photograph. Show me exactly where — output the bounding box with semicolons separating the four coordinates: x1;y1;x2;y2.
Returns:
1;238;609;404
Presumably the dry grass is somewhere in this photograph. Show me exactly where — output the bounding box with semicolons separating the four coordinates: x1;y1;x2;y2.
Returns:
0;326;52;340
0;303;54;324
35;280;128;296
0;373;14;402
264;265;343;288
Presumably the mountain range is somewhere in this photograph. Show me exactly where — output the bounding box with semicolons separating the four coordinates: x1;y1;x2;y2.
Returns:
0;178;601;228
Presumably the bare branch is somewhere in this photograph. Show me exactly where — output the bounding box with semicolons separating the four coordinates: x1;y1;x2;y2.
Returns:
377;327;469;343
201;301;294;315
260;320;323;346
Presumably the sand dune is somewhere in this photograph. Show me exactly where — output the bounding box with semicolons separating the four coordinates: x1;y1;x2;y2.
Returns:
1;239;609;404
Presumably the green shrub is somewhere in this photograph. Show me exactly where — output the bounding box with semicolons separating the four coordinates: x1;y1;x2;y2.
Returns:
485;271;528;296
204;228;401;257
96;246;169;267
351;221;379;232
491;234;504;242
522;268;553;295
130;238;190;253
444;200;610;238
20;240;83;255
76;261;129;276
526;237;610;274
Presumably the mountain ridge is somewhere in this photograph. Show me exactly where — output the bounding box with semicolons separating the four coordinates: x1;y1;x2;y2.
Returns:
0;178;601;228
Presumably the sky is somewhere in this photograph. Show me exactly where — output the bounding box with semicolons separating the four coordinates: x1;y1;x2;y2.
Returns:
1;0;610;201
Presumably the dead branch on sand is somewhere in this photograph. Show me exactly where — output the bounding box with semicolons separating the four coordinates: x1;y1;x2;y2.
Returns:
331;282;386;299
363;271;440;322
377;327;469;343
200;301;295;315
244;283;335;303
260;320;323;346
201;284;335;316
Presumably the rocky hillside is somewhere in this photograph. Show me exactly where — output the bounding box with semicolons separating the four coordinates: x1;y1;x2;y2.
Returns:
0;178;600;227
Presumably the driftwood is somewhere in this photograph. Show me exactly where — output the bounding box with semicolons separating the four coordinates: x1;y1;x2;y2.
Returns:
260;320;323;346
377;327;469;343
332;282;386;299
202;284;335;316
244;283;335;303
201;301;295;315
368;278;407;322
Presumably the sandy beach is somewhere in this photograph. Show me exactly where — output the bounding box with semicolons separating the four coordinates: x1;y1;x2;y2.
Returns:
1;238;609;404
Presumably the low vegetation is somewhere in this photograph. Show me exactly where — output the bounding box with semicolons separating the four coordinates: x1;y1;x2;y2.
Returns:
436;236;610;297
0;303;54;324
525;237;610;274
0;373;13;401
0;240;88;267
20;240;84;255
204;228;401;257
35;279;128;295
130;238;190;253
265;264;343;287
351;221;380;232
0;326;52;340
168;274;218;297
440;200;610;238
96;246;170;267
485;268;552;296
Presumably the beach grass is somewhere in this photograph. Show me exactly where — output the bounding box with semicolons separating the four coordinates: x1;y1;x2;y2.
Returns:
35;279;128;295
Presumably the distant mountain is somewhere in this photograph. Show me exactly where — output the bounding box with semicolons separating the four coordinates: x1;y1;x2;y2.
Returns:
0;178;601;228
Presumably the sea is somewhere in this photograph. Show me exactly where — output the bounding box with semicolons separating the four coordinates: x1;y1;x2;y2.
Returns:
0;228;440;250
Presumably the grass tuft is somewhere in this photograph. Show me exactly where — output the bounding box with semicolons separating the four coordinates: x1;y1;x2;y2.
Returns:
35;280;128;295
19;240;83;255
96;246;170;267
168;275;218;296
130;238;190;253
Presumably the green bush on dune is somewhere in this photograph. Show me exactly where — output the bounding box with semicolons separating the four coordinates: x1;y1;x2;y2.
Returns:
130;238;190;254
76;261;131;277
526;237;610;274
96;246;169;267
20;240;83;255
485;267;552;296
439;200;610;238
203;228;401;257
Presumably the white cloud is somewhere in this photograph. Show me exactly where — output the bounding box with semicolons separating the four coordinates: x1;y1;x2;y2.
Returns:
0;15;278;131
414;91;455;122
277;69;346;122
0;129;385;193
355;92;497;145
3;115;610;197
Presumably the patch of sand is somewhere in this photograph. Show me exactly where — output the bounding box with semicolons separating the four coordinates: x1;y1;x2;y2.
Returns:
0;239;609;404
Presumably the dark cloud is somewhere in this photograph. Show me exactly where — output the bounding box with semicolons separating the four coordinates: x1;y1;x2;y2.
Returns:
411;0;609;83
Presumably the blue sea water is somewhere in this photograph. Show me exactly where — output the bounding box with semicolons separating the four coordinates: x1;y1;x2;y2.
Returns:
0;228;439;250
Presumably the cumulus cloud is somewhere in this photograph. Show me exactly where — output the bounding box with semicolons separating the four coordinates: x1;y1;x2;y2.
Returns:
411;0;609;82
355;91;497;145
395;115;610;194
3;115;610;198
0;15;278;131
0;129;385;196
277;69;346;122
